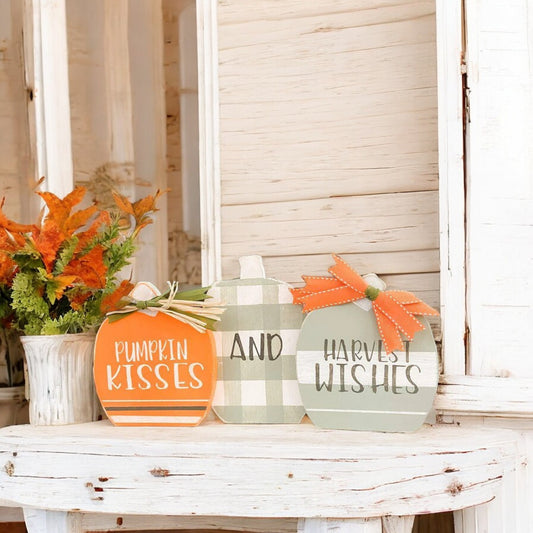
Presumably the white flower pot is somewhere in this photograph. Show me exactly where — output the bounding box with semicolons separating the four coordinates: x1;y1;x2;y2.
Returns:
21;333;99;425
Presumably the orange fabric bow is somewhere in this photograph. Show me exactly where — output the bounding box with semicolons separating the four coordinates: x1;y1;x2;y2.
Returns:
291;254;439;354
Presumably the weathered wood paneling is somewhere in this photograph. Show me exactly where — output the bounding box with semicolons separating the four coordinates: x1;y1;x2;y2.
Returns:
164;0;202;286
465;0;533;377
65;1;110;183
217;1;439;330
164;0;185;237
66;0;169;286
0;0;32;221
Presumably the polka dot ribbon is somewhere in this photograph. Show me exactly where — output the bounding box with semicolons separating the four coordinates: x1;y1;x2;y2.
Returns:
291;254;439;354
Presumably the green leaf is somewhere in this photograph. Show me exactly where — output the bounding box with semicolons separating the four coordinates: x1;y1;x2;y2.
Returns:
165;286;211;302
53;236;79;275
107;311;136;323
46;282;58;304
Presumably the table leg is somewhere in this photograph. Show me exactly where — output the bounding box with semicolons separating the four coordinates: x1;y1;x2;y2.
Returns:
23;509;83;533
382;515;415;533
298;518;382;532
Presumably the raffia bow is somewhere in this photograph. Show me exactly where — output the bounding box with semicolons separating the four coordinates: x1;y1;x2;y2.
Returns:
107;281;225;333
291;254;439;354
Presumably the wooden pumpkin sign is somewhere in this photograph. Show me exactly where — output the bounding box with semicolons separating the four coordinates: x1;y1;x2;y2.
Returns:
94;310;216;427
207;256;305;423
293;255;439;432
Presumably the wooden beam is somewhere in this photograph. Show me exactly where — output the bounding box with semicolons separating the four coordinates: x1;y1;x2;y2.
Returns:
197;0;221;285
436;375;533;417
23;0;73;197
435;0;466;375
82;513;296;532
298;518;382;532
104;0;134;168
128;0;169;286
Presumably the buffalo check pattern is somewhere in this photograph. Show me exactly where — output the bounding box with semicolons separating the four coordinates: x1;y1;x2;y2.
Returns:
208;278;305;423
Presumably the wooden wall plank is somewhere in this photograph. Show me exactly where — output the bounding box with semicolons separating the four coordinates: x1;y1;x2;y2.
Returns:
217;0;439;332
218;6;438;205
0;1;29;222
128;0;169;286
164;0;203;287
228;249;440;282
65;0;109;184
221;191;439;258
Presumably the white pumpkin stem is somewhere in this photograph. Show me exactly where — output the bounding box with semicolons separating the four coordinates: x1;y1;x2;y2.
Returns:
239;255;266;279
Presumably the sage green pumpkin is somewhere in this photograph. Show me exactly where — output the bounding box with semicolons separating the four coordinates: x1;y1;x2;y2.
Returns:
296;303;438;432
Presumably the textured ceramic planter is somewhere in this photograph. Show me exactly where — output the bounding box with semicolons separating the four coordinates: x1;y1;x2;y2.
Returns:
21;333;99;425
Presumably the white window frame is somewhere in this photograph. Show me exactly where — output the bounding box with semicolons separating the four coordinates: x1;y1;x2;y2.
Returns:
197;0;221;287
196;0;533;418
434;0;533;418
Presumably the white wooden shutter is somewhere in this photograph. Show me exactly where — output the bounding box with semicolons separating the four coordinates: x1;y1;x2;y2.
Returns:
465;0;533;378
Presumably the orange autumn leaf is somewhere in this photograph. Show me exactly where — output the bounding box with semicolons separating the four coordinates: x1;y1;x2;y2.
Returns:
113;189;168;228
68;290;91;311
63;245;108;289
32;221;64;273
38;187;86;225
0;227;27;285
0;198;35;235
100;279;135;314
65;205;98;235
75;210;112;252
0;228;18;254
0;255;16;285
112;192;135;216
46;273;77;302
132;189;167;220
38;187;98;238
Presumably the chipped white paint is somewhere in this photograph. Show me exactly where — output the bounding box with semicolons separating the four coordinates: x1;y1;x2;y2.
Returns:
436;375;533;417
20;333;98;425
440;415;531;533
0;420;518;524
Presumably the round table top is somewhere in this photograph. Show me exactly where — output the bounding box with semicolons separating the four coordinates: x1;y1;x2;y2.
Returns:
0;419;519;518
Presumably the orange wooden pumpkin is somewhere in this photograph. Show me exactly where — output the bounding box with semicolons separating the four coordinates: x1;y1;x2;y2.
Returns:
94;310;216;426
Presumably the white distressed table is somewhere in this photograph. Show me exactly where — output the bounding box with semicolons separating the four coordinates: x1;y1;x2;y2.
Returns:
0;420;519;533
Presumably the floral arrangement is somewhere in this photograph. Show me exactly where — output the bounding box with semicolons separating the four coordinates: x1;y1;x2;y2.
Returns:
0;186;164;335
